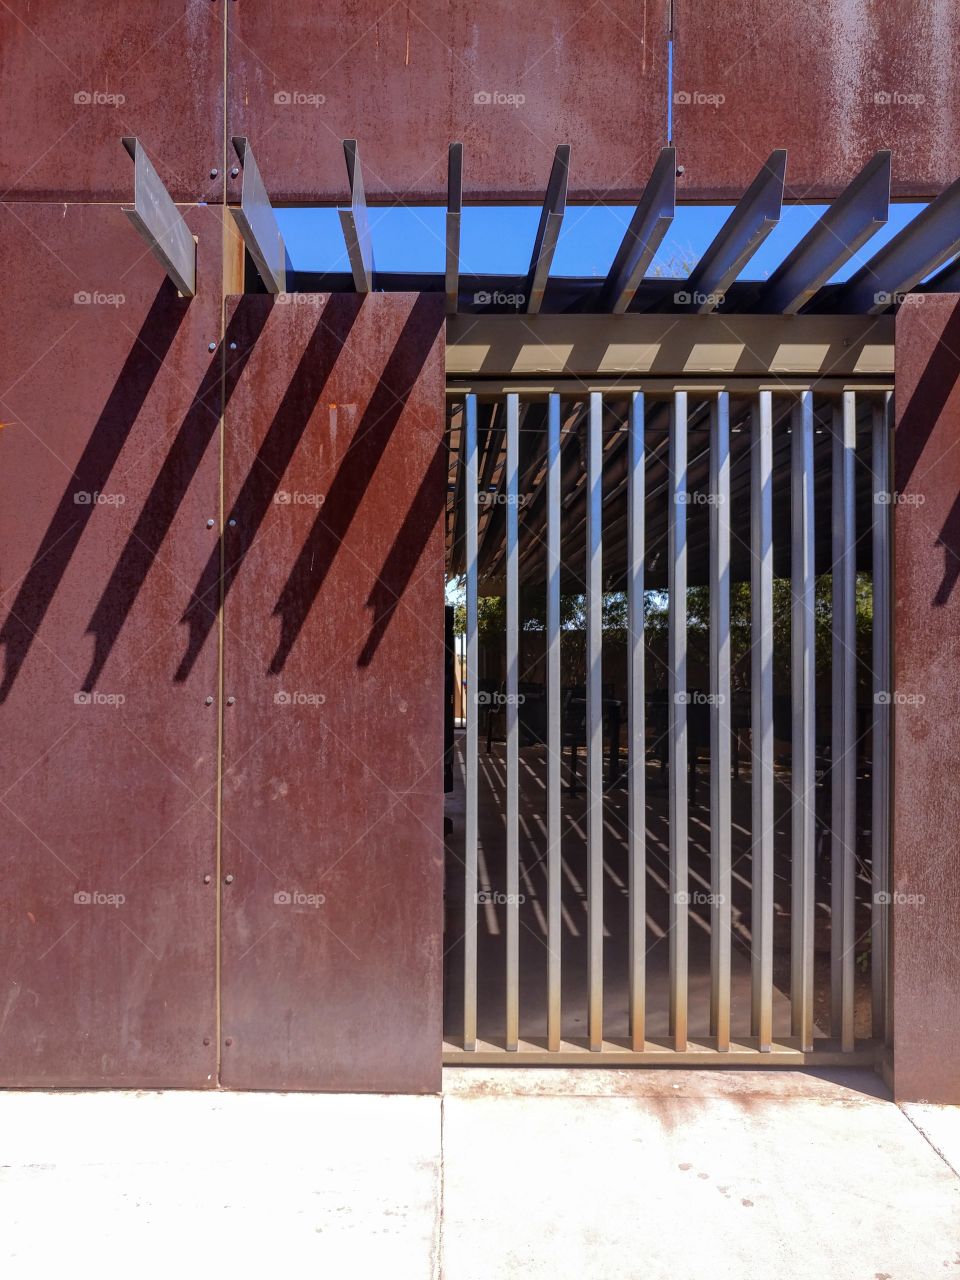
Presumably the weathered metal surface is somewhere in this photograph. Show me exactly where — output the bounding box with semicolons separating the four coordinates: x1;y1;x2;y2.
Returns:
122;138;197;297
0;203;223;1086
338;140;374;293
227;0;670;202
893;293;960;1103
229;138;286;295
218;292;446;1092
672;0;960;199
0;1;224;203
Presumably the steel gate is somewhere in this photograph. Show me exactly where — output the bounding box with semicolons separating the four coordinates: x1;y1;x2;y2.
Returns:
443;384;893;1065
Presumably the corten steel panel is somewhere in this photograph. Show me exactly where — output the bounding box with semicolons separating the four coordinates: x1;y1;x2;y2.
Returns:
893;293;960;1103
673;0;960;199
226;1;669;203
0;1;224;203
217;293;446;1092
0;204;224;1087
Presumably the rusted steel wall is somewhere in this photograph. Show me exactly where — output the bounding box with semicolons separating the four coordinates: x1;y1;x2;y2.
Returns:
227;0;670;202
0;1;225;203
673;0;960;199
0;204;224;1086
893;294;960;1104
216;293;446;1092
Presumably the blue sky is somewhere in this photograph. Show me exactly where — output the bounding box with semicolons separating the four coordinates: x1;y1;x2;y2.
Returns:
276;202;928;282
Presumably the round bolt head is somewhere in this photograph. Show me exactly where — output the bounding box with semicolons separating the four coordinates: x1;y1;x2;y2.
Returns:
224;873;234;884
224;1037;233;1047
226;696;236;706
205;695;214;706
228;518;237;527
203;874;212;885
208;341;217;352
203;1037;211;1046
230;166;240;178
206;518;215;529
209;167;219;179
229;341;238;351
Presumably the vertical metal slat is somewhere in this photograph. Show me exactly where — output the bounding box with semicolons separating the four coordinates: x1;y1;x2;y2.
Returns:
505;393;520;1051
831;392;857;1052
463;394;479;1051
709;392;731;1050
871;393;893;1042
668;391;689;1050
791;390;816;1051
546;393;562;1051
751;391;775;1050
586;392;604;1050
627;391;646;1050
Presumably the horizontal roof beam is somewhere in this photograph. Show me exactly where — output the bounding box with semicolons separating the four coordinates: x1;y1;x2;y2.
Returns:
229;137;286;294
831;173;960;313
756;151;891;314
445;312;893;379
120;137;196;297
685;150;787;313
598;147;676;313
338;138;374;293
524;145;570;314
446;142;463;315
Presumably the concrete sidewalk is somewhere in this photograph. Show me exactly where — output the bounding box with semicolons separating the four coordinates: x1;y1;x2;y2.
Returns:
1;1070;958;1278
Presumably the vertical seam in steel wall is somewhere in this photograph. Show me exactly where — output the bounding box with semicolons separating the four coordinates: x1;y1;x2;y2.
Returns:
215;0;230;1084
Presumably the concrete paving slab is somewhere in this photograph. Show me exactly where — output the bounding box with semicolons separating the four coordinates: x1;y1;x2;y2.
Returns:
0;1091;441;1280
442;1070;960;1280
903;1103;960;1177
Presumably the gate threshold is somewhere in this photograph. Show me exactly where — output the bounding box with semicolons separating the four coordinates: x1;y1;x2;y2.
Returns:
443;1039;884;1067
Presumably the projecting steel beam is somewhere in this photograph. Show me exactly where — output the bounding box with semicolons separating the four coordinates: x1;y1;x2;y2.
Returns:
229;137;286;294
831;174;960;313
685;150;786;313
524;145;570;314
446;143;463;315
120;137;196;297
338;138;374;293
598;147;676;314
757;151;890;314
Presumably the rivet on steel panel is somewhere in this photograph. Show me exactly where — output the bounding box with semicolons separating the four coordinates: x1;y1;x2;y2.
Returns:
208;342;217;352
205;695;214;706
206;518;215;528
226;696;236;706
224;874;235;885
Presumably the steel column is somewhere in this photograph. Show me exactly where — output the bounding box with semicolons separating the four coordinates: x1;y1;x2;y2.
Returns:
627;391;646;1049
751;391;775;1050
831;392;857;1052
586;392;604;1050
791;390;816;1051
505;393;521;1050
464;394;479;1051
709;392;731;1050
668;391;689;1049
546;393;563;1050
